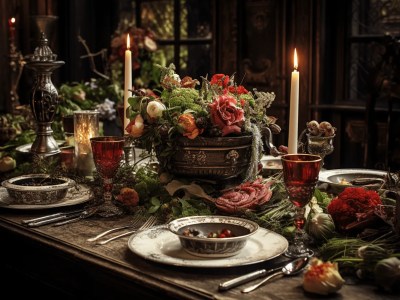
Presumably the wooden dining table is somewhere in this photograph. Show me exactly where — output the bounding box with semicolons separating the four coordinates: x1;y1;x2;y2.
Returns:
0;199;398;300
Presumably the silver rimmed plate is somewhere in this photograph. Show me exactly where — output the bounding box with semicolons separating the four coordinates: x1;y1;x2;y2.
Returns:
319;168;387;193
0;184;93;209
16;140;65;154
261;155;282;177
127;225;288;268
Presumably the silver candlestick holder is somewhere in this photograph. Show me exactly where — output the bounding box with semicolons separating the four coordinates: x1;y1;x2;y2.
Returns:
25;32;64;156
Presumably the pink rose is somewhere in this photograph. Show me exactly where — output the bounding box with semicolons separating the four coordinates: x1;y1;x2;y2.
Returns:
126;114;144;138
209;95;245;136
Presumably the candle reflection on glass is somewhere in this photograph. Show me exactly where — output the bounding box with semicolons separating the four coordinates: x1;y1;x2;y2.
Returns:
9;17;16;42
74;110;99;176
288;48;299;154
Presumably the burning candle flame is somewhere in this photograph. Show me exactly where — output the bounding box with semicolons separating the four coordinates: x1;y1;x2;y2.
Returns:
127;34;130;49
294;48;298;70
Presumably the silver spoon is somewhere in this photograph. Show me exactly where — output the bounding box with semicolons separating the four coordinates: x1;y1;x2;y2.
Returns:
241;256;309;293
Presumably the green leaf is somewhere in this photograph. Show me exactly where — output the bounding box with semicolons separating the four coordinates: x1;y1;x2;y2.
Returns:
148;205;160;213
150;196;161;206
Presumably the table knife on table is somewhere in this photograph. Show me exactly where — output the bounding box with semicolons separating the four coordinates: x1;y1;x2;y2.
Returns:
25;210;84;227
21;209;84;225
218;261;292;291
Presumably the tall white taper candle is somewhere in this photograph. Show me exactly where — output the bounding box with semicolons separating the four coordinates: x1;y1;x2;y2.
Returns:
288;48;299;154
123;34;132;134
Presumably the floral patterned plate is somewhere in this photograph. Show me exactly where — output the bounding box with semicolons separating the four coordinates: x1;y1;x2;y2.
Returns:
127;225;288;268
0;184;93;209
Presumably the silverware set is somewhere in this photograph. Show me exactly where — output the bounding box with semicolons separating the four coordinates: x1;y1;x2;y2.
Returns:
22;209;158;245
22;207;97;227
219;256;310;293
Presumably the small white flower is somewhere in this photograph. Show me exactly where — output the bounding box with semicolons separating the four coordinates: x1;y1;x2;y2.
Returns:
147;100;166;118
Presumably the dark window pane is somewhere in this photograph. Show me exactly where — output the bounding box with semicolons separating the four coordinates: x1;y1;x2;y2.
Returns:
180;44;211;78
141;0;174;39
184;0;212;39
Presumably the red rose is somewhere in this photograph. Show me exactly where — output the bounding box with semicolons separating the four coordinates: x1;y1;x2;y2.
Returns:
210;74;230;88
209;95;245;136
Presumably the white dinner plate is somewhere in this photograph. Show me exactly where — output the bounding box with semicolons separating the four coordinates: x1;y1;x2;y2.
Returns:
0;184;93;209
128;225;288;268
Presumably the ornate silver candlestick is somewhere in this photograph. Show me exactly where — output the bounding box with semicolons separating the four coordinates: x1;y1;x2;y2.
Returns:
25;32;64;156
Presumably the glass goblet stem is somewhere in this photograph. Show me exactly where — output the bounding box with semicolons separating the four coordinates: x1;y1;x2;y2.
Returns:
286;206;313;258
103;177;113;202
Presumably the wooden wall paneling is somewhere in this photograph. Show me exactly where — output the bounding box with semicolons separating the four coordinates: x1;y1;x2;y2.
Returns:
0;0;12;112
290;0;313;135
234;0;288;150
215;0;238;75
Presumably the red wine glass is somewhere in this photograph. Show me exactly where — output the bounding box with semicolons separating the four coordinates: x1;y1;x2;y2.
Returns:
90;136;125;207
281;154;322;257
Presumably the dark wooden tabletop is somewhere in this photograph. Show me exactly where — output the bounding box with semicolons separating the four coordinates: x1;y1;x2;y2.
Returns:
0;202;397;300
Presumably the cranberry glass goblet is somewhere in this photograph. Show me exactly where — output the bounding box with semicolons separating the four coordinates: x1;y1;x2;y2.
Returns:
91;136;125;216
281;154;322;257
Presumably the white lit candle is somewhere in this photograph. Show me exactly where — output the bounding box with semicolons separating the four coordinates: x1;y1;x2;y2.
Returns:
123;34;132;134
288;48;299;154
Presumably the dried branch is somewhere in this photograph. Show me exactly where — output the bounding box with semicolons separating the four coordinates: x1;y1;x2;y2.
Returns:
77;35;110;80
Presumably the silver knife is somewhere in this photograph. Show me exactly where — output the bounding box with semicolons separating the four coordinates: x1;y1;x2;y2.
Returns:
218;263;289;291
26;211;84;227
21;209;84;225
52;207;97;226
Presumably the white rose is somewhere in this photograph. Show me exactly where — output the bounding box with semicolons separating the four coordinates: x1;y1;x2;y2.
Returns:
146;100;166;118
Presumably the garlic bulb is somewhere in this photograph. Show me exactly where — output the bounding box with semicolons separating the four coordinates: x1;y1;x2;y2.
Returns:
374;257;400;292
307;213;336;241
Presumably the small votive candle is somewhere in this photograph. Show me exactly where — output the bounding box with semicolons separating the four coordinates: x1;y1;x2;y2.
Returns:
74;110;99;176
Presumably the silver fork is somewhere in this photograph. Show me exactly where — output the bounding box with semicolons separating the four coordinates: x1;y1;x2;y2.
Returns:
87;214;146;242
96;215;158;245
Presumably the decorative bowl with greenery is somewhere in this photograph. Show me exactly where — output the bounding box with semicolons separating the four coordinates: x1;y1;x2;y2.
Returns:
125;64;280;181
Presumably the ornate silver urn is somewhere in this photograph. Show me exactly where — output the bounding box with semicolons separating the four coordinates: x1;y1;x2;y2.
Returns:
25;32;64;156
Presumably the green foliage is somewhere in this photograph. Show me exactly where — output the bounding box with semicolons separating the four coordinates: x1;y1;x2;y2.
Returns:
58;78;121;117
161;88;202;112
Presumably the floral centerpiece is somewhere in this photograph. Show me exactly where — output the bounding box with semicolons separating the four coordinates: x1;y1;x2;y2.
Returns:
125;63;280;181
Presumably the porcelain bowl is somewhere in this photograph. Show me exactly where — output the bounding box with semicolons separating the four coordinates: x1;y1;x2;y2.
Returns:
1;174;76;205
168;215;259;258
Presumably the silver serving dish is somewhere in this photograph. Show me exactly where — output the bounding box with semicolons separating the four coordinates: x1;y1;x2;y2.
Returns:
319;168;387;194
1;174;76;205
261;155;282;177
